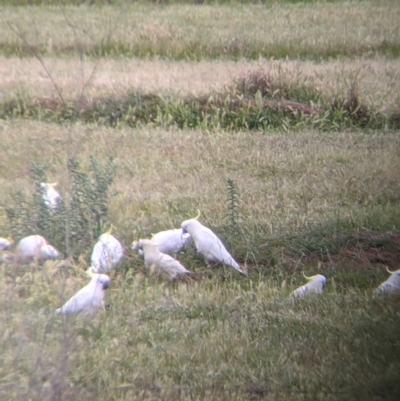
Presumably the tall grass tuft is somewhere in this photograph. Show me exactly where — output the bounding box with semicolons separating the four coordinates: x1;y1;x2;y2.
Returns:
5;157;116;258
225;178;241;231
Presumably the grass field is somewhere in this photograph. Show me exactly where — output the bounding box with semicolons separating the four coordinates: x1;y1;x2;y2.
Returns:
1;1;400;400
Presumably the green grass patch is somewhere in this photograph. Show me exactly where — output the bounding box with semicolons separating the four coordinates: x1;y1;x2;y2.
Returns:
1;71;398;130
0;263;400;400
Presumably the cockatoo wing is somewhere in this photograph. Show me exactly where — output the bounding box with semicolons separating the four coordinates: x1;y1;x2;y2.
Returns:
56;275;110;315
101;235;124;265
140;239;190;279
56;286;99;315
151;229;191;255
17;235;47;260
159;253;191;276
291;284;309;298
374;269;400;295
91;241;107;272
374;283;391;295
193;226;244;274
291;280;325;298
40;244;61;260
91;234;124;273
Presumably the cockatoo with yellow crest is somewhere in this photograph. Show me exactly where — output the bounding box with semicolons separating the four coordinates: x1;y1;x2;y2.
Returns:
131;228;191;259
181;210;246;275
133;239;191;280
56;272;111;315
374;267;400;296
16;234;61;262
290;273;327;298
150;228;192;256
89;227;124;274
40;182;62;209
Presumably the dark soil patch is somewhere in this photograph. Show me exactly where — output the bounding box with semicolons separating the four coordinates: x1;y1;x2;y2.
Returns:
303;234;400;273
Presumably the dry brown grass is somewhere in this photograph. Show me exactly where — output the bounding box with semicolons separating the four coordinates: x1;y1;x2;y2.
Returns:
1;57;399;114
1;2;399;58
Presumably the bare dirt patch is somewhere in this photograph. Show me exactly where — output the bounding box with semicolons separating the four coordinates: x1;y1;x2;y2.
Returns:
342;234;400;269
302;234;400;273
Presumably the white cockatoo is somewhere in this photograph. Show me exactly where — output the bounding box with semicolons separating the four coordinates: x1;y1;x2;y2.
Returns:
181;211;246;275
134;239;191;280
40;182;62;209
0;237;13;251
150;228;192;256
131;229;191;258
374;267;400;296
56;273;111;315
16;235;61;262
290;273;327;298
89;227;124;274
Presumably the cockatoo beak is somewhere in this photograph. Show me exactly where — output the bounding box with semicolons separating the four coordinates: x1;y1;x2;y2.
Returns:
102;281;109;290
181;227;188;235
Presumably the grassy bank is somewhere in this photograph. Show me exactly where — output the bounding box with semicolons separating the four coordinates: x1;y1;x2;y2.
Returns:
2;64;399;130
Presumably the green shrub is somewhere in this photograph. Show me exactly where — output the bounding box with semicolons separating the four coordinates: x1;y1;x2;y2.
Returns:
6;156;116;258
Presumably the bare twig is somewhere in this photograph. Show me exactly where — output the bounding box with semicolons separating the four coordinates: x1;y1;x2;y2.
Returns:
58;5;102;102
1;15;65;103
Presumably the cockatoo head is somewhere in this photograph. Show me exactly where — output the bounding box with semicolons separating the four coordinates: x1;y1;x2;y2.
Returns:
385;267;400;284
40;181;58;189
99;226;114;240
0;237;13;250
140;239;155;246
131;240;141;251
132;239;158;251
40;244;62;260
303;273;327;286
386;267;400;277
181;210;202;235
89;273;111;290
98;274;111;290
131;240;145;258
